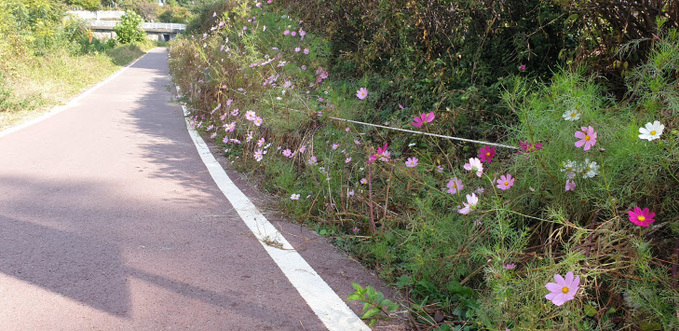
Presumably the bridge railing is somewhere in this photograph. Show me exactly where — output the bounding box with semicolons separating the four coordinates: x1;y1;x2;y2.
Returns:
87;20;186;31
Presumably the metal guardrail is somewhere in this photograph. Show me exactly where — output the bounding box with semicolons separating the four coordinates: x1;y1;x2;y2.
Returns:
87;20;186;31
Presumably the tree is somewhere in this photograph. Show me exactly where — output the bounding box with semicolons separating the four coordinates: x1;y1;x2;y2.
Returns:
113;11;145;44
65;0;102;11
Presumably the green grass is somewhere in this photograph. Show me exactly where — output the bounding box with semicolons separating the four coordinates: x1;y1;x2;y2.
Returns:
0;41;153;130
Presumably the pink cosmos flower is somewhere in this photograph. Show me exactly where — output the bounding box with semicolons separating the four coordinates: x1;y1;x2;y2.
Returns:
356;87;368;100
294;47;301;52
360;178;368;184
496;174;515;190
478;146;495;163
565;180;576;191
291;31;297;36
447;177;464;194
367;143;388;163
574;126;597;151
282;149;292;158
303;48;309;54
257;137;265;147
519;141;543;153
254;117;263;126
436;165;444;173
290;193;300;200
299;29;306;39
254;149;264;162
405;157;418;168
226;99;233;106
545;272;580;306
211;103;221;114
332;143;339;150
628;207;656;227
224;122;236;132
283;29;290;35
345;157;352;163
231;109;239;116
307;156;317;165
519;64;526;71
463;158;483;177
245;110;256;121
504;263;516;270
411;112;435;127
458;193;479;215
298;145;306;153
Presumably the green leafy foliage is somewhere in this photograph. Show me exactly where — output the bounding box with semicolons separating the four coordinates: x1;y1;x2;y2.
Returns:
66;0;102;11
347;283;399;326
113;11;145;44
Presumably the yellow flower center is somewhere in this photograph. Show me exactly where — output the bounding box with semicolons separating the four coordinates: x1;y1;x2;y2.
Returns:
585;135;590;141
504;181;509;186
650;130;657;135
486;152;491;156
571;112;576;117
453;184;457;188
638;216;646;222
561;286;570;294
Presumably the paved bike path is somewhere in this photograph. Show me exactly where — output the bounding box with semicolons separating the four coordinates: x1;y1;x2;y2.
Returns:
0;48;392;329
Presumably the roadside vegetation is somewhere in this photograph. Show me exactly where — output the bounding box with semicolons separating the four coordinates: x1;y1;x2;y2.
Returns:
0;0;158;129
169;0;678;329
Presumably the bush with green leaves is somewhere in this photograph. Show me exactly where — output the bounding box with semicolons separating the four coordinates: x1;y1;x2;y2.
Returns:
114;11;145;44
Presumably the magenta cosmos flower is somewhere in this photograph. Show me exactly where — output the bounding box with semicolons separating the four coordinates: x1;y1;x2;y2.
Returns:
478;146;495;163
496;174;514;190
628;207;656;227
545;272;580;306
411;112;435;127
366;143;388;163
574;126;597;151
356;87;368;100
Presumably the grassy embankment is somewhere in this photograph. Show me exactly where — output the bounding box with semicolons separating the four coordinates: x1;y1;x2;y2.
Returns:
169;1;679;329
0;42;155;130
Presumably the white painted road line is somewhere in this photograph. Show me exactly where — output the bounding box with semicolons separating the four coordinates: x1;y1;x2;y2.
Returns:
0;51;148;139
180;103;371;331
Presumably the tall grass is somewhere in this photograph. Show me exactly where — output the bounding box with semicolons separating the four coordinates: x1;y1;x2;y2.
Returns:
169;1;679;328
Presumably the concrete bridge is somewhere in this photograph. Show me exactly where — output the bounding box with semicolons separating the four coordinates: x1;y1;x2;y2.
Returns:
87;20;186;42
67;11;186;41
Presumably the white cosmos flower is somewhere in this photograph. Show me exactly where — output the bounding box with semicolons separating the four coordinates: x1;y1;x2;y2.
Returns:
562;110;581;121
458;193;479;215
581;159;599;178
561;160;577;174
638;121;664;141
464;158;484;177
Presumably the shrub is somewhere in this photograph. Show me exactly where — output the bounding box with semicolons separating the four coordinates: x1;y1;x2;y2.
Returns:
114;11;146;44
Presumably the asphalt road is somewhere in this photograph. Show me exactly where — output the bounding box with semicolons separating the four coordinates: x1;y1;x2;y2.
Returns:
0;48;400;330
